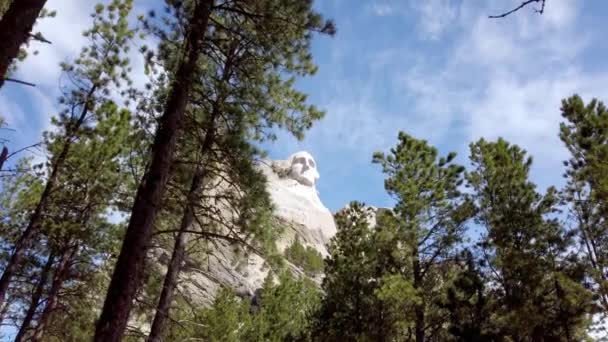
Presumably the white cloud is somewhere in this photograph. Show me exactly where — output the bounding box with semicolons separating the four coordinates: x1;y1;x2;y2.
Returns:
371;2;394;17
386;0;605;190
410;0;457;40
296;0;605;202
369;0;458;39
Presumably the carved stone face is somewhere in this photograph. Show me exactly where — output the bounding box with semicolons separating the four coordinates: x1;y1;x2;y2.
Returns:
288;151;319;187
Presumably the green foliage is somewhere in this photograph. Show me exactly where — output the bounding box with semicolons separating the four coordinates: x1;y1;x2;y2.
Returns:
315;202;392;341
284;237;324;276
184;272;320;342
560;94;608;312
0;1;10;17
249;272;321;341
467;137;593;340
199;289;252;342
0;1;138;338
437;250;496;341
372;132;471;341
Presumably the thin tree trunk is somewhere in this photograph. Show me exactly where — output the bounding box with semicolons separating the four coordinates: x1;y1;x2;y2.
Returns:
576;203;608;311
0;0;47;88
0;146;8;170
146;177;198;342
0;85;95;311
93;1;214;340
0;297;9;325
554;279;572;342
146;35;235;341
413;251;425;342
30;244;76;342
14;252;55;342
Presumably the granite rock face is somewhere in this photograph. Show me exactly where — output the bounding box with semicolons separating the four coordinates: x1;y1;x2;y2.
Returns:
176;151;337;304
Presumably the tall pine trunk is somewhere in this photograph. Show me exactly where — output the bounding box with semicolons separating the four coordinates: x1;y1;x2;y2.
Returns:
0;85;95;311
147;39;233;341
413;250;425;342
94;1;214;340
146;177;198;342
14;252;55;342
0;0;47;88
31;244;76;342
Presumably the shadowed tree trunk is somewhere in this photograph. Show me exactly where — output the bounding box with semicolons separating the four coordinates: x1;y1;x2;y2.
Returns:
14;252;55;342
0;146;8;170
147;38;234;341
0;0;47;88
94;1;214;340
413;250;425;342
31;244;77;342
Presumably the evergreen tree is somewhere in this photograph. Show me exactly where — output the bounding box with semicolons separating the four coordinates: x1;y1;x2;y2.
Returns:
97;0;334;339
467;138;593;341
315;202;391;341
0;0;135;315
372;132;471;342
247;272;321;341
93;1;215;339
437;250;496;341
560;94;608;313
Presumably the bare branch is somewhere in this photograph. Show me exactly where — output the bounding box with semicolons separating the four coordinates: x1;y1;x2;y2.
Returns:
488;0;546;19
3;77;36;87
5;143;42;160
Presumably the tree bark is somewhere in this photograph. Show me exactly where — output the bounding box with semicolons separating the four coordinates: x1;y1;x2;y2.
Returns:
0;146;8;170
0;0;47;88
413;251;425;342
31;244;76;342
0;85;95;311
94;1;214;340
146;177;198;342
146;35;234;341
14;252;55;342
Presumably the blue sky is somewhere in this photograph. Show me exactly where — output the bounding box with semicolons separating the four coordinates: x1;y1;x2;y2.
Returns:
2;0;608;214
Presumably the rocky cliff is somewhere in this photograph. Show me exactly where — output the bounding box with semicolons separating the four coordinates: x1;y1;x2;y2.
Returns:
174;151;337;305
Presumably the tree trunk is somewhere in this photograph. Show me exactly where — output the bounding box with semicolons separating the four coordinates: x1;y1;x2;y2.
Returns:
14;252;55;342
31;244;76;342
0;297;9;325
0;0;47;88
0;85;95;311
93;1;214;341
413;251;425;342
576;205;608;311
0;146;8;170
147;33;234;342
146;180;197;342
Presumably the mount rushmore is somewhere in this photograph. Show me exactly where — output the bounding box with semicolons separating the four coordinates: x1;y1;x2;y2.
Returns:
175;151;339;304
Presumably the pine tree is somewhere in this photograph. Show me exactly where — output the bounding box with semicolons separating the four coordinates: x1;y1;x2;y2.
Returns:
372;132;471;342
0;0;135;314
437;250;496;341
560;94;608;313
93;0;215;339
467;138;593;340
315;202;391;341
94;0;335;339
248;272;321;341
